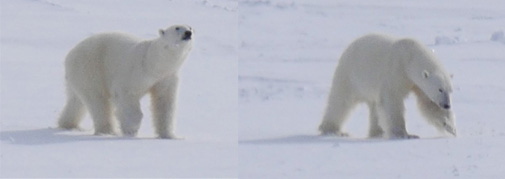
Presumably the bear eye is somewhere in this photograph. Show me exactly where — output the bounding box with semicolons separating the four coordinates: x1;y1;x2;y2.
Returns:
175;27;180;31
439;89;444;93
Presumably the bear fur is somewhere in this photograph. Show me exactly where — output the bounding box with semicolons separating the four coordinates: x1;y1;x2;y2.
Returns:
319;34;456;139
58;25;194;139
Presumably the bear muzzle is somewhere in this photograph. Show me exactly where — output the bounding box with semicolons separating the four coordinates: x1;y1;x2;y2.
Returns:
439;95;451;109
441;103;450;109
182;31;192;41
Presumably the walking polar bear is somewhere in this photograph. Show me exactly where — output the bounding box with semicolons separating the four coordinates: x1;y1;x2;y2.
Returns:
58;25;194;139
320;34;456;139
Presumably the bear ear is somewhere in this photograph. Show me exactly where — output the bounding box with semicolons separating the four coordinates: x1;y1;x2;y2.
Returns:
159;29;165;36
422;70;430;79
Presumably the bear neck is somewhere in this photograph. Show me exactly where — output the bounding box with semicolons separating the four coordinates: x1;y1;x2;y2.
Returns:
144;39;191;78
402;42;444;89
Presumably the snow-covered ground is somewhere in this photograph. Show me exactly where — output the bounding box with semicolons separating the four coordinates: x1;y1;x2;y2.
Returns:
1;0;237;178
2;0;505;178
239;0;505;178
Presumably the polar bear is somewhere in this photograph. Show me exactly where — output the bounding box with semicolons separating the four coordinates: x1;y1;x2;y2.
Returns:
319;34;456;139
58;25;194;139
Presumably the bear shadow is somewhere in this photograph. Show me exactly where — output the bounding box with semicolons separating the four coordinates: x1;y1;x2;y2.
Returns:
239;135;377;145
238;135;444;145
0;128;143;145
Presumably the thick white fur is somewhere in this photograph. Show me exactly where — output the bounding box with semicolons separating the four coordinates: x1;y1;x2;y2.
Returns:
58;25;193;139
320;34;455;139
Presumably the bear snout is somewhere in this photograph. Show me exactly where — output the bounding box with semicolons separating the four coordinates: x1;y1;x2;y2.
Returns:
441;103;450;109
182;31;192;40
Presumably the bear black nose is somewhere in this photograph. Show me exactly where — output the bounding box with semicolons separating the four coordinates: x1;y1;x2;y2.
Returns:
443;104;450;109
182;31;192;40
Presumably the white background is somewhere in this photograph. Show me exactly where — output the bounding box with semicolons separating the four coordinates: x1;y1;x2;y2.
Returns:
2;0;505;178
1;0;237;178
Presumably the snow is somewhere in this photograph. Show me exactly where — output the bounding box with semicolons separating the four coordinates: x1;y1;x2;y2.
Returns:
239;0;505;178
491;30;505;43
1;0;237;178
2;0;505;178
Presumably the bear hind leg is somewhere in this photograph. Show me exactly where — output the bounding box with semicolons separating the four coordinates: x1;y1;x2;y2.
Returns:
81;93;114;135
113;95;143;137
58;89;85;129
319;86;355;136
367;102;383;138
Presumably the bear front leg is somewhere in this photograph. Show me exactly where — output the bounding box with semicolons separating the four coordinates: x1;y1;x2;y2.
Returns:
113;94;143;137
150;75;180;139
377;93;418;139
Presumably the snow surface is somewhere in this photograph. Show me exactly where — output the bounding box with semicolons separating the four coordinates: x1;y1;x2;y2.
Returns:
1;0;237;178
2;0;505;178
239;0;505;178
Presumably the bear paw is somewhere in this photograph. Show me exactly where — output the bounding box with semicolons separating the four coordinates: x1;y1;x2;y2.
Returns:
58;121;80;130
121;129;139;137
158;133;183;140
387;133;419;139
320;131;349;137
407;134;420;139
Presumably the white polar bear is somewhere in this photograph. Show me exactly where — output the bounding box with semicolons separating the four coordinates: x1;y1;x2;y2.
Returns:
58;25;193;139
319;34;456;139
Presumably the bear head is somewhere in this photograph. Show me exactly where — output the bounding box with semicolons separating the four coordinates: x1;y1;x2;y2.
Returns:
158;25;194;46
418;70;453;110
415;70;457;136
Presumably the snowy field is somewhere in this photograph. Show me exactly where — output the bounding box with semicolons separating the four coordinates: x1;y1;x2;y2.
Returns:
2;0;505;178
239;0;505;178
1;0;237;178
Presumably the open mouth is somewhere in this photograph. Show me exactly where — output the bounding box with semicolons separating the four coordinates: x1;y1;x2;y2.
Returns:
182;31;192;41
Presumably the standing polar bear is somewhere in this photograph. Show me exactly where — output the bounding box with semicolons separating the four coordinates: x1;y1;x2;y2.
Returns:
58;25;193;139
320;34;456;139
